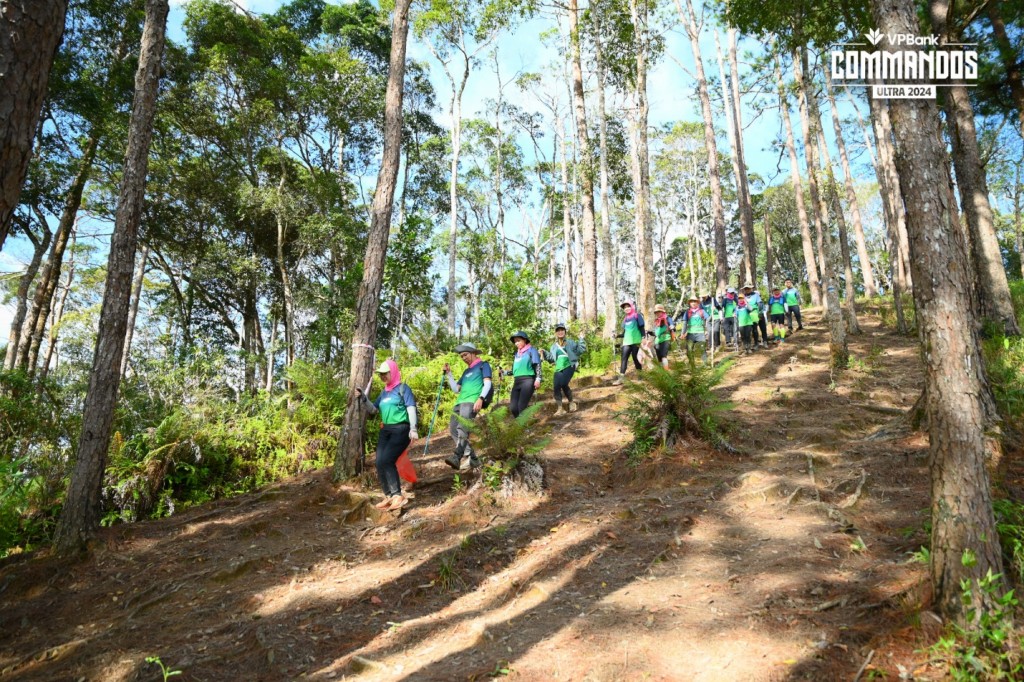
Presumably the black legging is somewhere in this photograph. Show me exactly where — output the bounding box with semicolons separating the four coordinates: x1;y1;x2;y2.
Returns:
510;375;536;417
376;423;410;497
619;344;641;373
553;366;576;402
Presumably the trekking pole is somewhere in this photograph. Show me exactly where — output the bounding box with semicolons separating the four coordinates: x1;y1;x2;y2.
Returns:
421;373;445;457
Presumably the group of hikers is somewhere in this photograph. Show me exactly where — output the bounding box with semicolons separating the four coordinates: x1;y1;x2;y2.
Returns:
357;278;807;510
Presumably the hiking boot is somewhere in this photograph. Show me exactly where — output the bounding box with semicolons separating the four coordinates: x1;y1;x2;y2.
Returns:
568;400;578;412
554;402;565;416
468;455;482;469
444;452;462;470
612;374;624;386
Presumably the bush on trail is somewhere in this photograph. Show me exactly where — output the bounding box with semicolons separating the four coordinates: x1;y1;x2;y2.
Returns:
618;359;734;463
461;404;549;495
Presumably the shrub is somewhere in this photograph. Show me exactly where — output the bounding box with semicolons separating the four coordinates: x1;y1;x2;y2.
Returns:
618;359;734;464
462;405;549;492
993;498;1024;584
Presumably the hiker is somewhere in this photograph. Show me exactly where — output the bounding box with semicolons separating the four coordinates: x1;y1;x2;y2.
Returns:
680;295;709;363
541;323;587;415
766;287;788;344
701;293;723;351
721;287;739;349
736;294;756;354
652;304;675;368
355;359;418;511
613;300;645;384
783;278;804;332
443;343;492;470
508;331;542;417
743;283;769;349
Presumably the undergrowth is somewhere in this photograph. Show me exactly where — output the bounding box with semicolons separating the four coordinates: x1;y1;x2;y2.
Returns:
618;358;734;464
461;405;549;492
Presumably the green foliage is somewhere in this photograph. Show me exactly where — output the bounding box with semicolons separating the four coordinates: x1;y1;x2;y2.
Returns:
930;570;1023;680
980;282;1024;429
993;499;1024;584
145;656;183;681
462;405;548;490
618;360;734;464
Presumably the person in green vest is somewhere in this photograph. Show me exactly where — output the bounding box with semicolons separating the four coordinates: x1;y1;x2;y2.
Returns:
701;293;723;351
508;331;542;417
679;296;709;363
736;293;756;354
613;300;645;384
783;278;804;332
541;322;587;415
743;283;769;349
721;287;739;350
355;359;418;511
652;304;676;368
443;343;492;470
766;287;788;344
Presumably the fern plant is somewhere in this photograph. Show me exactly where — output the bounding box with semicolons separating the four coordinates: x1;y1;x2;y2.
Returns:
460;405;549;490
618;359;735;463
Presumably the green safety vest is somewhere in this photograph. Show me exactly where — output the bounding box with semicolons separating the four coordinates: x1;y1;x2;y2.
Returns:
737;306;753;327
686;309;706;334
784;288;800;306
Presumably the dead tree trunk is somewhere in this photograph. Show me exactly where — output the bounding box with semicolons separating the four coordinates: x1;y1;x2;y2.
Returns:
54;0;169;556
679;0;728;293
0;0;68;250
872;0;1005;622
775;60;821;306
334;0;411;480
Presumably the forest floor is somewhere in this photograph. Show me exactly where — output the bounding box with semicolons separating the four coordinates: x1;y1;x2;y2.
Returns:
0;309;970;681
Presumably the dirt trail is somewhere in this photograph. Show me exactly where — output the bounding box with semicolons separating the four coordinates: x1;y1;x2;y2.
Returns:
0;310;943;681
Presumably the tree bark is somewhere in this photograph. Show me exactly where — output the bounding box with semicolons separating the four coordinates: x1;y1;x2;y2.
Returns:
53;0;168;556
334;0;411;480
987;3;1024;142
775;60;822;306
871;92;913;292
794;48;847;366
872;0;1005;622
679;0;728;293
119;243;148;380
764;214;773;294
816;126;862;334
559;115;577;320
275;174;297;386
592;13;618;338
39;236;74;381
930;0;1020;337
824;67;877;298
17;133;99;373
568;0;598;322
629;0;654;315
0;0;68;250
3;217;50;371
728;29;756;286
714;31;755;287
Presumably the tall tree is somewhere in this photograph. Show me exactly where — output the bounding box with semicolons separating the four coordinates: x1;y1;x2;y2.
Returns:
591;2;619;337
930;0;1020;337
986;4;1024;142
334;0;413;480
678;0;728;293
629;0;655;314
775;59;822;306
872;0;1005;621
0;0;68;250
54;0;169;555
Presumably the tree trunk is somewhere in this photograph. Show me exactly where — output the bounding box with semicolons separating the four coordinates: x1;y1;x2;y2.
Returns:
3;219;51;370
764;214;773;294
568;0;598;322
0;0;68;250
592;14;618;338
440;31;471;335
17;133;98;373
714;31;755;287
39;238;74;381
1015;160;1023;281
333;0;411;481
795;48;847;366
265;314;277;393
629;0;654;315
824;67;877;298
987;4;1024;142
872;0;1005;622
53;0;168;556
275;175;297;386
930;0;1020;337
119;243;148;380
679;0;728;293
775;60;822;306
816;126;862;334
870;93;913;292
559;117;577;320
728;29;756;286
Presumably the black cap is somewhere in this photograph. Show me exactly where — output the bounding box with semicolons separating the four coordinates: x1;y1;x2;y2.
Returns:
510;331;530;343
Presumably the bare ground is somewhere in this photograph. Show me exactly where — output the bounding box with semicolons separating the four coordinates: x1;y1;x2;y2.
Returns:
0;309;960;681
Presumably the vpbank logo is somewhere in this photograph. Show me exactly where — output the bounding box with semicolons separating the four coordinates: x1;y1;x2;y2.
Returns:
831;29;979;99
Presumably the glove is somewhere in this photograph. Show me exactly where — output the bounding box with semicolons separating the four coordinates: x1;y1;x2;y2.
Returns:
410;430;420;440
